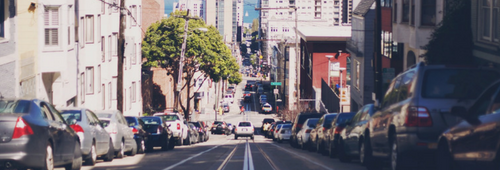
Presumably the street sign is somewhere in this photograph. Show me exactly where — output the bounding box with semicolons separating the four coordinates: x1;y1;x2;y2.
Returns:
274;89;279;94
271;82;282;86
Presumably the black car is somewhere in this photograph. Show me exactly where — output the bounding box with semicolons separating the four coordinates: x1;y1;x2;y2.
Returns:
337;104;377;163
0;99;82;170
245;84;253;91
125;116;149;154
290;112;324;148
140;116;174;151
436;80;500;170
324;112;356;158
211;121;229;134
189;121;206;142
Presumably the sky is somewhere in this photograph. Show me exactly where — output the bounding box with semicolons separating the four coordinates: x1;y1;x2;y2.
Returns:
164;0;259;24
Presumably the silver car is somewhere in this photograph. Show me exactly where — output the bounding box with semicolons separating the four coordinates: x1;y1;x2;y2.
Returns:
59;107;114;165
95;110;137;158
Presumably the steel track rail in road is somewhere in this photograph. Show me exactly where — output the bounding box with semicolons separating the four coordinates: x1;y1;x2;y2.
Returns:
217;140;241;170
253;142;280;170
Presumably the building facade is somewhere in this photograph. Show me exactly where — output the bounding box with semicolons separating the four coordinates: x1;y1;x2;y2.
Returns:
471;0;500;68
0;0;18;99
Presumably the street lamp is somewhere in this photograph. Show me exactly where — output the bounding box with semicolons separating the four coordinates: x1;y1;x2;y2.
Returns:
326;55;333;87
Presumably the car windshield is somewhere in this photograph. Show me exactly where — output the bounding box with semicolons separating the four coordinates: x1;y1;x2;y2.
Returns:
141;117;162;125
307;119;320;126
335;113;356;126
238;122;252;126
125;117;137;126
100;120;110;127
0;100;31;114
97;113;112;118
159;115;179;121
324;115;337;125
60;110;83;122
214;121;224;125
282;124;292;128
422;69;499;99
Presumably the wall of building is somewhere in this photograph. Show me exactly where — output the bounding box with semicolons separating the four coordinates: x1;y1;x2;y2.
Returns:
142;0;164;38
0;0;18;98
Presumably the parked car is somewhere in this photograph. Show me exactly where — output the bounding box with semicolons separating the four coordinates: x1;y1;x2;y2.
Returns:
59;107;114;165
187;123;199;144
222;102;230;112
199;121;210;141
234;121;255;140
273;124;285;141
324;112;356;158
436;80;500;170
96;110;137;158
257;87;264;94
290;112;324;148
309;113;338;153
211;121;229;134
0;99;82;170
261;118;276;133
139;116;174;151
125;116;149;154
268;121;292;139
245;84;253;91
276;124;293;143
189;121;207;142
365;63;500;170
153;112;188;146
261;103;273;114
336;104;377;163
297;118;320;150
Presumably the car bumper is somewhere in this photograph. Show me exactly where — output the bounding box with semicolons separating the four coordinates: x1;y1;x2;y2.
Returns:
235;131;254;136
394;133;438;167
281;134;291;140
0;138;45;169
147;134;164;147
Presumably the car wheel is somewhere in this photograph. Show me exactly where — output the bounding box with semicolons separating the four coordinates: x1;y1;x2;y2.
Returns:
316;138;321;153
84;143;97;165
65;142;82;170
177;137;183;146
116;141;125;158
168;136;176;150
390;134;403;170
184;135;191;145
338;139;352;163
251;135;254;140
278;137;282;143
43;144;54;170
363;136;383;170
329;140;336;158
137;139;145;154
436;141;455;170
103;139;114;162
161;136;169;151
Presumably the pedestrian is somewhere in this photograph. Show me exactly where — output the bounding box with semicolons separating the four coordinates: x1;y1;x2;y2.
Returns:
240;106;245;115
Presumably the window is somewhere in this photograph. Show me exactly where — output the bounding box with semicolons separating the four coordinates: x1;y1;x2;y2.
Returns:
410;0;415;25
85;15;94;43
97;15;101;43
131;5;137;26
393;0;397;22
81;73;85;103
102;0;105;14
97;65;101;93
101;36;105;61
402;0;410;22
421;0;435;26
479;0;499;42
80;17;85;47
86;67;94;94
355;60;360;88
0;0;5;39
108;35;112;61
112;77;117;100
132;43;137;64
112;33;117;56
132;82;136;102
44;6;60;46
108;82;112;108
68;5;73;45
102;84;105;109
138;6;141;26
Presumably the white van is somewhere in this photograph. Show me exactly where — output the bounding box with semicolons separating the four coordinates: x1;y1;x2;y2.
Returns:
224;94;234;104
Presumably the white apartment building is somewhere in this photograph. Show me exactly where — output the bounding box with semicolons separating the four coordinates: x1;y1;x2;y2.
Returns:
77;0;143;116
37;0;78;107
174;0;205;18
392;0;444;70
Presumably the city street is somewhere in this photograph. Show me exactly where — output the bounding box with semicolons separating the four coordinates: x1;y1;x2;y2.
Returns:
59;77;366;170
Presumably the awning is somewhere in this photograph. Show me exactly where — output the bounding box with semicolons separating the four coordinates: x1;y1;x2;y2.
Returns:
298;26;352;42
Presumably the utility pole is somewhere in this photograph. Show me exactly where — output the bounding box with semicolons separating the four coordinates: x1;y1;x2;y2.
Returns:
294;6;300;112
374;0;383;103
117;0;126;113
174;9;191;120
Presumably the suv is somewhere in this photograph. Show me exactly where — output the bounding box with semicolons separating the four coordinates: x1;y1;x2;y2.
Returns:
153;112;188;146
234;121;255;140
365;62;500;170
211;121;229;134
290;112;324;148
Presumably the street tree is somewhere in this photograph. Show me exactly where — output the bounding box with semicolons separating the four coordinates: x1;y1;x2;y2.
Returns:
142;10;239;119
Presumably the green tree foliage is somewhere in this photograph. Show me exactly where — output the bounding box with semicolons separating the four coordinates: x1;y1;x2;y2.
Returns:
250;31;259;52
423;0;474;65
142;10;240;118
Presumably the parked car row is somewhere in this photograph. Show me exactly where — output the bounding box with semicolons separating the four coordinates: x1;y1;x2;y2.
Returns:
0;99;211;170
286;63;500;170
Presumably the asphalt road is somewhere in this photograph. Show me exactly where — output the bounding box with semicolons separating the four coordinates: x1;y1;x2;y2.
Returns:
60;77;367;170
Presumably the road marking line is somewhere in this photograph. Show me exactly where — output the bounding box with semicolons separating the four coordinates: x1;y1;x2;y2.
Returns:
244;140;255;170
217;144;238;170
254;143;280;170
269;143;335;170
163;140;230;170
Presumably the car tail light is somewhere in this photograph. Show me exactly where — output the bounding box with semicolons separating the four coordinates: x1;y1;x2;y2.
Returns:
305;129;312;133
322;127;326;131
70;124;85;133
12;117;34;139
334;127;344;134
177;123;181;130
297;124;303;129
405;107;433;127
131;127;139;134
